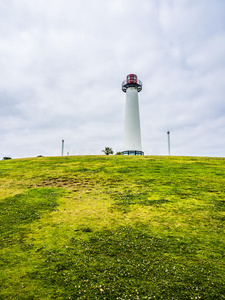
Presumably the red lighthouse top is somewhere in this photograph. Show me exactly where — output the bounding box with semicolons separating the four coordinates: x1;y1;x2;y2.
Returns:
122;74;142;92
127;74;138;84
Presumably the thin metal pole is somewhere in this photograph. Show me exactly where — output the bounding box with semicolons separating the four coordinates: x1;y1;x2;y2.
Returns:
167;131;170;156
62;139;64;156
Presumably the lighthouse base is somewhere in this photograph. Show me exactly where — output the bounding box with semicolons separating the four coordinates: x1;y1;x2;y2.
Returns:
122;150;144;156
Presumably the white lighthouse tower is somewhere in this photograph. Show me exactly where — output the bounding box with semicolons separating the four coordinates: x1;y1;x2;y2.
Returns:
122;74;144;155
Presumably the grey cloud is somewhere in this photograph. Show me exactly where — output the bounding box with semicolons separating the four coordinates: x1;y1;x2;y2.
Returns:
0;0;225;158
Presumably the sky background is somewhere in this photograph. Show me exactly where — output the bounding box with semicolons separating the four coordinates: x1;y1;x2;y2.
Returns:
1;0;225;158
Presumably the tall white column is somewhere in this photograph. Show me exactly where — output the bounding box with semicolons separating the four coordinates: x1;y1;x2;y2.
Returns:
122;74;143;155
124;87;142;151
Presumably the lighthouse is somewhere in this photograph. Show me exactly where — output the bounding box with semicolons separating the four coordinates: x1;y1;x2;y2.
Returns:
121;74;144;155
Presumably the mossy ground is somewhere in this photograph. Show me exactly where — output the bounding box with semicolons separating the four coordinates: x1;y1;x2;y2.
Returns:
0;155;224;299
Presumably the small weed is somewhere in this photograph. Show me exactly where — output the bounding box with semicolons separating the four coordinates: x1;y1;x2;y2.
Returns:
81;227;93;232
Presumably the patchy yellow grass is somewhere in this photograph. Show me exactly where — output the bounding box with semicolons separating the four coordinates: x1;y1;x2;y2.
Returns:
1;155;225;299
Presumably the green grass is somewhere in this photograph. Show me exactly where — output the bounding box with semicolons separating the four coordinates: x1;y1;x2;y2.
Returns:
0;155;224;299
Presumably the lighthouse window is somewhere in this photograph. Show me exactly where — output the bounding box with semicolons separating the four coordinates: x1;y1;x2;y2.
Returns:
121;150;144;155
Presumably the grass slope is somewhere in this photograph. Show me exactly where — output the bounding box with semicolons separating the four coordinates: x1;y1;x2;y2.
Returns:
0;155;224;299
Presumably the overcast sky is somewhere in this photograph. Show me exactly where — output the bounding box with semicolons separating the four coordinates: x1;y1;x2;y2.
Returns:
1;0;225;158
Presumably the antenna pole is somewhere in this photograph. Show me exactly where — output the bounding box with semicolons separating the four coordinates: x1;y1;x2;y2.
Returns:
167;131;170;156
62;139;64;156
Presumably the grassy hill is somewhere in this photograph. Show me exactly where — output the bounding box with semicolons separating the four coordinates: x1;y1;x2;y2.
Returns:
0;155;224;299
